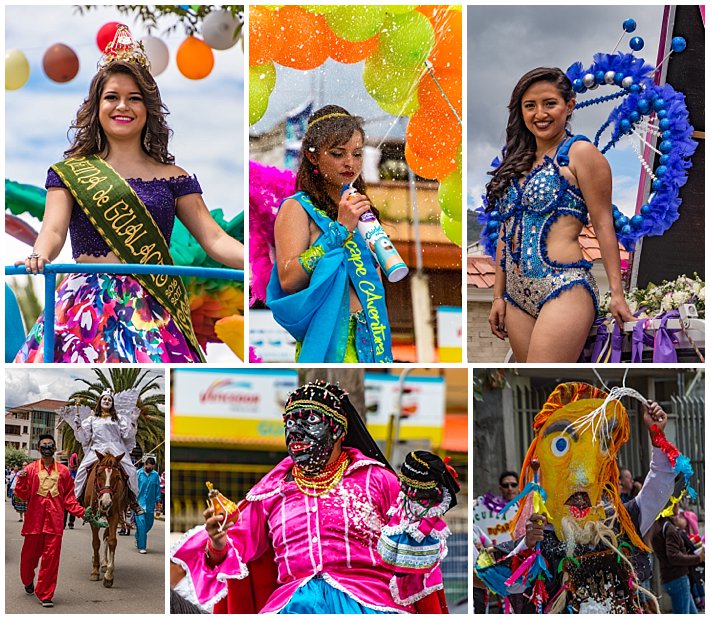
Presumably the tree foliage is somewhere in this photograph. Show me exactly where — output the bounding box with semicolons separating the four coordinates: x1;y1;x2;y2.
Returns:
59;368;165;466
76;5;244;36
6;445;30;468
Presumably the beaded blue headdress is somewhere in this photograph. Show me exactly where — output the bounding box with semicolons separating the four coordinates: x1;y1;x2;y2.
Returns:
478;18;696;255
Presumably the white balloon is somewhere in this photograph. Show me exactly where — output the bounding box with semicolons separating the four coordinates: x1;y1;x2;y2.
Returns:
202;9;241;51
140;35;169;76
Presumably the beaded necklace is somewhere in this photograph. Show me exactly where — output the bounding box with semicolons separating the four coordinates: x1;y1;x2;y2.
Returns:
292;451;349;498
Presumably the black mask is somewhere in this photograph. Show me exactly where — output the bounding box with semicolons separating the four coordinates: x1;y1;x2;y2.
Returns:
39;444;56;457
284;408;337;476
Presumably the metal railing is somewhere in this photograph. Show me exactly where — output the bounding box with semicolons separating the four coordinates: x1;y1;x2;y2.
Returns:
6;263;244;362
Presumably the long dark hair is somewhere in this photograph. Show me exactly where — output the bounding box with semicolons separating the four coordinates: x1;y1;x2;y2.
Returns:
485;67;574;210
93;396;119;422
64;61;174;164
296;105;378;221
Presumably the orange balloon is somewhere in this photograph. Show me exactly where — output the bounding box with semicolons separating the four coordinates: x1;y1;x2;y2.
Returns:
415;5;449;22
406;108;460;162
429;10;461;75
405;142;458;181
328;31;379;64
176;36;214;79
250;6;284;66
272;6;329;70
417;69;461;117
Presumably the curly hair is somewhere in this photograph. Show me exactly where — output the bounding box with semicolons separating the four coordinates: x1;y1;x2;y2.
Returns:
64;61;174;164
485;67;574;211
296;105;379;221
93;395;119;422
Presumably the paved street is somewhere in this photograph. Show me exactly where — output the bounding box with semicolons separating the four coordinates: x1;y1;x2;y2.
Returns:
5;500;165;613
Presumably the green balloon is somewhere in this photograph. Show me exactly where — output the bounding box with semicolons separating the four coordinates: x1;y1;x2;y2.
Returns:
438;166;462;220
385;5;416;15
378;89;419;117
302;5;339;14
250;75;271;125
363;49;422;106
440;211;462;247
326;6;386;42
379;12;435;68
250;62;276;94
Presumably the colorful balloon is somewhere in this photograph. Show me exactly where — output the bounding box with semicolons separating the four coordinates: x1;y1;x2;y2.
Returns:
428;9;462;75
176;36;215;80
418;68;462;117
272;6;328;70
362;49;422;105
384;6;416;15
406;108;460;162
249;6;283;66
377;89;419;117
140;36;169;76
42;43;79;83
404;142;458;181
328;31;379;64
440;211;462;246
378;11;434;68
326;6;386;42
250;66;273;125
438;165;462;220
202;9;241;50
96;22;124;53
6;49;30;91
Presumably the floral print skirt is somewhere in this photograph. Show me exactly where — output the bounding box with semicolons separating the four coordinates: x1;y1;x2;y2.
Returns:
14;273;201;363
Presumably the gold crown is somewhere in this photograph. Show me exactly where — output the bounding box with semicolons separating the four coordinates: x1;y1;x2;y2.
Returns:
98;25;151;72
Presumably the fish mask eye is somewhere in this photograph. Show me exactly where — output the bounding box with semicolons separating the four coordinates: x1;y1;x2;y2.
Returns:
551;435;570;457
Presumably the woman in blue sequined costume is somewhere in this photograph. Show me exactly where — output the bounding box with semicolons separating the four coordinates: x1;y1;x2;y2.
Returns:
267;105;393;363
486;68;634;362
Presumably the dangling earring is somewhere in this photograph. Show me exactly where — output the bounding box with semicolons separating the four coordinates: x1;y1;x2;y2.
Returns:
143;130;151;151
313;167;319;175
97;130;103;151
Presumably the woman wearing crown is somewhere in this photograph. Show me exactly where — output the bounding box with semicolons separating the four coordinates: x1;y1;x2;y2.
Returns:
14;26;244;363
59;388;143;513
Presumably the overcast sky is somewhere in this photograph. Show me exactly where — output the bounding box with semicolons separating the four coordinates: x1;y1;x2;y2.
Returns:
467;5;665;216
5;368;165;409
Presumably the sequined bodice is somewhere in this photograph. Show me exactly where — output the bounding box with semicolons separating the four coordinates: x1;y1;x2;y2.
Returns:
45;168;202;258
499;156;589;276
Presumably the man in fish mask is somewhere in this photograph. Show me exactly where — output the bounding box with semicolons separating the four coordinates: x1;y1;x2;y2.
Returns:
171;380;447;614
15;434;106;608
476;383;684;614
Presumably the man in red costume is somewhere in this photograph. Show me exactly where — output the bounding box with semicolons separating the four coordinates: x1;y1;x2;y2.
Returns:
15;434;105;608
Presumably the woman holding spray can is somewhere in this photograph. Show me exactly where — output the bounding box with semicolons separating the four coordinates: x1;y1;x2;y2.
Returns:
267;105;407;363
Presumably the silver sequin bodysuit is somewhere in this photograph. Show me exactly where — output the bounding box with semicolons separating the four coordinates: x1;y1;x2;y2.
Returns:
498;135;599;318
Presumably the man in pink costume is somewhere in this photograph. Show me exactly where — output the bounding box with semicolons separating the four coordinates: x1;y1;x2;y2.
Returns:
171;381;446;613
15;434;104;608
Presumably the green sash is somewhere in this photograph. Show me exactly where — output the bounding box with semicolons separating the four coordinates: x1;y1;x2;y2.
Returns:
52;155;204;361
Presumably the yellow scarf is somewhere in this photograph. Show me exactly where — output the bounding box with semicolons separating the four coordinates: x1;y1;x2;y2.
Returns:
37;462;60;498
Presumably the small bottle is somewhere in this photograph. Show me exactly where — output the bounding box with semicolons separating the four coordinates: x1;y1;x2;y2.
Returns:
341;184;409;283
206;481;241;530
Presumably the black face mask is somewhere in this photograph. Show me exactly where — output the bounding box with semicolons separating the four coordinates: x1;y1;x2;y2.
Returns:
284;408;337;476
39;444;56;457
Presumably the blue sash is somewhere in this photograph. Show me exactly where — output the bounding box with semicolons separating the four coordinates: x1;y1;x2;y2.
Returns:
266;192;392;363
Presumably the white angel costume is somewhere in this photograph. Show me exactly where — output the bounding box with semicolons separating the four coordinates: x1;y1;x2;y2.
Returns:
58;389;141;498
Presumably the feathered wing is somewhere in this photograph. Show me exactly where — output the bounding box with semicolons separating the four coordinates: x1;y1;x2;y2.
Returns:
57;404;93;448
114;388;141;452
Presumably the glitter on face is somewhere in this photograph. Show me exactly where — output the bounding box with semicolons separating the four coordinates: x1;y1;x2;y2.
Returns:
284;407;336;475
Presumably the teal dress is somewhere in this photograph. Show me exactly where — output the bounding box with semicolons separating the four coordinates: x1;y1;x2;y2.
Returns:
267;192;393;363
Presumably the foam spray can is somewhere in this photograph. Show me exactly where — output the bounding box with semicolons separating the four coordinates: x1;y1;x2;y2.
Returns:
341;184;409;283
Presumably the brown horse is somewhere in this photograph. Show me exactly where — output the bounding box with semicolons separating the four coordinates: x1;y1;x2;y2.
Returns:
84;452;127;588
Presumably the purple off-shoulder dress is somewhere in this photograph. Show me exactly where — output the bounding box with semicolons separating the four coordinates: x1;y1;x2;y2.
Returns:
14;170;203;363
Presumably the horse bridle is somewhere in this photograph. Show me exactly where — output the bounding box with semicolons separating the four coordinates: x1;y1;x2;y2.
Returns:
93;462;125;514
